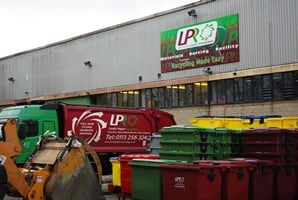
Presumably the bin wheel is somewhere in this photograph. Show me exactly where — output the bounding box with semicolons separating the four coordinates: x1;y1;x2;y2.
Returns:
200;144;207;152
201;133;207;142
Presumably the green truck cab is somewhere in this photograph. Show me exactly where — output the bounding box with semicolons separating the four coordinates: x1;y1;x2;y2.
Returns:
0;105;59;163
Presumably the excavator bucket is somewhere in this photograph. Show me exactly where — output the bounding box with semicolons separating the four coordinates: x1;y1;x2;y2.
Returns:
45;146;104;200
26;137;105;200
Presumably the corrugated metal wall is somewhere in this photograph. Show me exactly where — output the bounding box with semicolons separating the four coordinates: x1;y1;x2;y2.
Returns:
0;0;297;102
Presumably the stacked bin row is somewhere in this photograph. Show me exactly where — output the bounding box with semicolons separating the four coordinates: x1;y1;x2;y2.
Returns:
241;128;298;200
242;128;298;164
161;160;251;200
189;115;298;199
189;115;298;129
129;159;252;200
158;125;242;162
159;125;216;162
129;158;297;200
110;116;298;199
215;128;242;159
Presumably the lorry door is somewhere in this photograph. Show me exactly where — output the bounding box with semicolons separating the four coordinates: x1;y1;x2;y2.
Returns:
42;121;56;136
16;120;40;163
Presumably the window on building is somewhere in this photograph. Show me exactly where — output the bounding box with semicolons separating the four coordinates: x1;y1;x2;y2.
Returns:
152;88;158;108
210;80;226;104
141;90;146;107
283;72;294;99
94;71;298;108
145;89;152;107
126;91;133;107
96;94;107;106
226;79;234;103
133;90;140;108
201;82;208;105
234;78;243;103
217;80;226;104
262;75;272;100
194;83;201;105
294;71;298;98
126;90;139;108
252;76;262;101
185;84;193;106
272;73;283;100
164;87;171;108
243;77;252;102
210;81;217;104
178;85;186;106
193;82;208;105
111;93;117;107
123;91;129;107
106;93;112;106
164;86;178;107
157;87;165;108
117;92;123;107
172;86;179;107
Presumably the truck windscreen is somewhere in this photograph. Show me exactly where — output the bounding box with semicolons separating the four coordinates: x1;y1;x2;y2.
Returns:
0;109;21;119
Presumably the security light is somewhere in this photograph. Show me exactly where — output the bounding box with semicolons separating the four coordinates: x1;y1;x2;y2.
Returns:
187;9;197;17
84;61;92;67
203;68;212;75
8;77;15;82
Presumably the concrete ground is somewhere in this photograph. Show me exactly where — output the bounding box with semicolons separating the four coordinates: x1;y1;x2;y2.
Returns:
4;193;125;200
104;193;120;200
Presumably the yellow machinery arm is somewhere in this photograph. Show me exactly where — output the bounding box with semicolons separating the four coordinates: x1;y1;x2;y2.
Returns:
0;119;31;197
0;119;104;200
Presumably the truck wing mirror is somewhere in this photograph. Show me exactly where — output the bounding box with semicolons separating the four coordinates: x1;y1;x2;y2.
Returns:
0;124;4;141
43;130;56;137
18;123;27;139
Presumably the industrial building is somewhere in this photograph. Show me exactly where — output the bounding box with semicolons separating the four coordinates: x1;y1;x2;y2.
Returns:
0;0;297;124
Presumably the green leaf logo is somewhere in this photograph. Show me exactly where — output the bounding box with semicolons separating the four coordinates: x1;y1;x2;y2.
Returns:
200;23;215;41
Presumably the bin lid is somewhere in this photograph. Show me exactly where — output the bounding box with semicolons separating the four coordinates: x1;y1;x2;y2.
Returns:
128;158;186;167
243;128;287;134
159;151;200;156
228;158;275;166
160;140;199;144
109;156;120;161
120;154;160;161
193;160;251;167
160;125;215;132
160;162;222;170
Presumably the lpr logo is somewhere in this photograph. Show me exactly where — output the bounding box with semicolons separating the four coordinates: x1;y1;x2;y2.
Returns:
175;21;218;50
174;176;185;188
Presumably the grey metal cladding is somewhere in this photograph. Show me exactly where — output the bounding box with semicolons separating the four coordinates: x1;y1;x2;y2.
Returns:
0;0;297;102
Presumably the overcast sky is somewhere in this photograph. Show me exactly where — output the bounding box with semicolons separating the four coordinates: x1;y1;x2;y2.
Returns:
0;0;196;58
